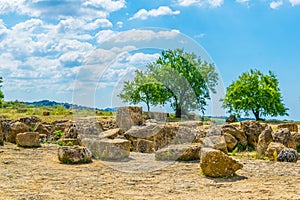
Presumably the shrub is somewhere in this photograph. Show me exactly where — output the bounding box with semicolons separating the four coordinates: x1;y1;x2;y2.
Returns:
54;130;63;140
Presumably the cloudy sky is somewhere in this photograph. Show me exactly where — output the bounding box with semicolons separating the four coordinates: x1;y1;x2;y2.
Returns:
0;0;300;120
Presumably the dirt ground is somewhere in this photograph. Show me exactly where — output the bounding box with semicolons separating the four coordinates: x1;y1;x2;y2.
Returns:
0;143;300;200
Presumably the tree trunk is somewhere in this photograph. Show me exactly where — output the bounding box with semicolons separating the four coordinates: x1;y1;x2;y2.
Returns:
252;109;260;121
175;108;181;118
146;102;150;119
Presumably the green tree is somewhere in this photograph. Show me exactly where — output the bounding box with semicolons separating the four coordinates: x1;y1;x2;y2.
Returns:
149;49;217;118
222;69;288;120
118;69;169;113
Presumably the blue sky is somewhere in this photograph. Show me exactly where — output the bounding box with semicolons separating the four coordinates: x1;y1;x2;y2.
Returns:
0;0;300;120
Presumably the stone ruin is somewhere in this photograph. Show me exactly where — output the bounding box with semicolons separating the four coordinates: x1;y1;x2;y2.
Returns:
1;107;299;177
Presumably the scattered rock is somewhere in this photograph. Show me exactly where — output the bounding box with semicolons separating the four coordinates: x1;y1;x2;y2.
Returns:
100;118;118;131
202;126;228;154
136;139;154;153
33;123;51;138
222;124;247;146
16;132;40;147
19;116;42;128
257;127;274;155
116;106;143;131
63;123;78;139
278;123;298;133
277;148;299;163
0;127;3;146
226;115;238;123
155;144;202;161
224;133;238;152
148;112;167;122
81;138;131;160
7;122;29;143
200;148;243;178
291;132;300;148
272;128;296;149
39;134;47;143
241;120;264;147
98;128;123;140
43;111;50;116
266;142;286;160
58;145;92;164
178;121;203;128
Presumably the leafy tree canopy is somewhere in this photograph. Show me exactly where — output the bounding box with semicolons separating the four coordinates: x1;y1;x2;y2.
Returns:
148;48;218;118
118;68;169;112
222;69;288;120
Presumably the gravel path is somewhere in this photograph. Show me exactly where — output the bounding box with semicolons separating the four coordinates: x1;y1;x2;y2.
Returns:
0;143;300;200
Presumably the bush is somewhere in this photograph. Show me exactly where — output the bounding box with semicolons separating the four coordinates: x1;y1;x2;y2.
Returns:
296;145;300;153
54;130;63;140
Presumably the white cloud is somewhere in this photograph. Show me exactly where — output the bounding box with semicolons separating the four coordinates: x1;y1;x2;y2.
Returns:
117;21;123;28
129;6;180;20
270;1;283;9
84;19;113;30
83;0;126;12
97;29;180;44
0;0;123;20
289;0;300;6
236;0;249;3
176;0;223;7
95;30;119;44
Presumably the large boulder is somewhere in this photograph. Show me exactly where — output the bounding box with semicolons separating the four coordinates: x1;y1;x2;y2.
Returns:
116;106;143;131
257;127;274;155
222;124;247;146
33;123;51;138
202;126;228;154
291;132;300;148
124;123;198;151
277;148;299;163
200;148;243;178
63;123;78;139
224;133;238;152
7;122;29;143
241;120;264;147
155;144;202;161
16;132;40;147
272;128;296;149
266;142;286;160
19;116;42;128
278;123;298;133
58;145;92;164
81;138;131;160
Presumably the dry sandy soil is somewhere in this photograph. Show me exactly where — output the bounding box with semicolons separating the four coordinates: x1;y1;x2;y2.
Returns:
0;143;300;200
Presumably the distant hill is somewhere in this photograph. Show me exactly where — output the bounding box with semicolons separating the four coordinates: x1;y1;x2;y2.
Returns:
25;100;94;110
24;100;120;112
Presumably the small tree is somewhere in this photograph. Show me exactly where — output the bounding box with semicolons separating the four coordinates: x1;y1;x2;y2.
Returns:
118;69;169;113
222;69;288;120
